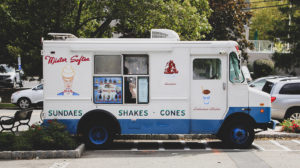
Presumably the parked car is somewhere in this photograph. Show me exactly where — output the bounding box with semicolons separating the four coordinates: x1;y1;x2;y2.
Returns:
249;76;288;91
0;64;23;88
262;78;300;120
11;84;43;109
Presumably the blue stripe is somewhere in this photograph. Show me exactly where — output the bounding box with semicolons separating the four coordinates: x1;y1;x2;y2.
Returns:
43;106;271;135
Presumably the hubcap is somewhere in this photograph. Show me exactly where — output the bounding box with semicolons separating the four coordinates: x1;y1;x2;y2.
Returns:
290;113;300;120
89;126;108;145
19;99;29;109
232;128;248;144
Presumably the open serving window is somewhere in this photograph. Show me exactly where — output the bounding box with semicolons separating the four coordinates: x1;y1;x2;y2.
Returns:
93;54;149;104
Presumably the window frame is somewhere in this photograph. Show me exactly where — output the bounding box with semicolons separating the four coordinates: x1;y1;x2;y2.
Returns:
94;55;122;75
279;83;300;95
192;58;222;80
123;54;149;75
93;54;150;105
229;52;245;83
137;76;149;104
93;76;123;104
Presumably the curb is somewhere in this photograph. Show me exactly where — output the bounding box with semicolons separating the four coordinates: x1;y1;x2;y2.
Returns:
115;133;300;140
0;144;85;160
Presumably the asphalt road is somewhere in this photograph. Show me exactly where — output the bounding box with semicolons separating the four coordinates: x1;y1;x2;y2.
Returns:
0;139;300;168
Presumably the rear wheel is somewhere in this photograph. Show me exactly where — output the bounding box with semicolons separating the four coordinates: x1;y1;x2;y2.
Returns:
222;121;254;149
84;122;113;149
285;108;300;121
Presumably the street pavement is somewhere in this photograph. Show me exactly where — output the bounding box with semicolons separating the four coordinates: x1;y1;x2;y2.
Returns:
0;139;300;168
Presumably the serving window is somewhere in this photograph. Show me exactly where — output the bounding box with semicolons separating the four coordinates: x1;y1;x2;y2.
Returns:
94;54;149;104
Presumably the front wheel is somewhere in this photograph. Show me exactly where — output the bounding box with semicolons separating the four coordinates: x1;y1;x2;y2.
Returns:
222;121;254;149
84;122;113;149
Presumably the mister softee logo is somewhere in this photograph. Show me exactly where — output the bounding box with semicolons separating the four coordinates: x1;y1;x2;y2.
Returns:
45;55;90;65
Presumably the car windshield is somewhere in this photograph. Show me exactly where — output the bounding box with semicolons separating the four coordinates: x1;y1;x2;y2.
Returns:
229;53;244;83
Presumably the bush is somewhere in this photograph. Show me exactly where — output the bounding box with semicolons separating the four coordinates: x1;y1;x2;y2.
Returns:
0;120;77;151
280;120;300;133
0;133;15;151
253;59;275;78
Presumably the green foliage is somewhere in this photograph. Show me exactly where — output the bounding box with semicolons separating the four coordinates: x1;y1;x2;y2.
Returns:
0;133;15;151
281;120;300;133
205;0;252;60
0;120;77;151
249;0;287;40
0;0;212;77
253;59;274;78
269;0;300;74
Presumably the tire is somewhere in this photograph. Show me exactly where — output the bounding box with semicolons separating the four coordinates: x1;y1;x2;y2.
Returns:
222;121;255;149
18;98;31;109
285;108;300;121
83;122;113;149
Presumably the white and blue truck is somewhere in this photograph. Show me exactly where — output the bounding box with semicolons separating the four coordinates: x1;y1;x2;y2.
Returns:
42;29;275;148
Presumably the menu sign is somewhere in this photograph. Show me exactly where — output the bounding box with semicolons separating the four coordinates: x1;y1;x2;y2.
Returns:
93;77;123;104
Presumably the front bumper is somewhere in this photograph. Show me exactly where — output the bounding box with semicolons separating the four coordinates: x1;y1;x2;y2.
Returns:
255;120;277;130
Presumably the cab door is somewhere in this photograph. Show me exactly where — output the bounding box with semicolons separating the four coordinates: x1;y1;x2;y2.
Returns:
190;56;227;133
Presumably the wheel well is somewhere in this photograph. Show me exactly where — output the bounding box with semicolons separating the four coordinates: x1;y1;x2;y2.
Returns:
217;113;255;137
77;109;121;135
284;106;300;119
18;97;31;104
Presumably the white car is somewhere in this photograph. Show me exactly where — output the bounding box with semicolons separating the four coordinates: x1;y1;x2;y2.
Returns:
11;84;43;109
0;64;23;88
249;76;288;91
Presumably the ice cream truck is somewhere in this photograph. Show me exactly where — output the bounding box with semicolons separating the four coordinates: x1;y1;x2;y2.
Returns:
42;29;275;149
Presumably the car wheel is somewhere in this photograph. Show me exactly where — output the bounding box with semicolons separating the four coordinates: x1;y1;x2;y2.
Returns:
84;122;113;149
286;108;300;121
222;121;254;149
18;98;31;109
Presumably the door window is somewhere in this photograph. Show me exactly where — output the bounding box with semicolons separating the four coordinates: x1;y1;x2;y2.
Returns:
193;59;221;80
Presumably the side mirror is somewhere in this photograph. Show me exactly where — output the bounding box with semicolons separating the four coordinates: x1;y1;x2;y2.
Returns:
249;84;255;87
32;87;37;91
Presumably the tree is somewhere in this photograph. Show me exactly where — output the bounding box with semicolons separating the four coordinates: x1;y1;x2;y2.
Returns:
0;0;212;77
205;0;252;60
249;0;286;40
269;0;300;74
116;0;211;40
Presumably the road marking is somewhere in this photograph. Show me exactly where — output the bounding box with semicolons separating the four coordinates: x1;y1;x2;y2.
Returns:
180;140;190;150
131;140;138;151
252;142;265;151
292;140;300;145
269;140;291;151
158;140;165;151
200;140;211;150
49;162;69;168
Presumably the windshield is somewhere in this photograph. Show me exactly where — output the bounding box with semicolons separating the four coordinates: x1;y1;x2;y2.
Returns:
229;52;244;83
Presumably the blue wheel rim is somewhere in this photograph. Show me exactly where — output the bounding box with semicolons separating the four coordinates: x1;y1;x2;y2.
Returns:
231;128;247;145
89;126;108;145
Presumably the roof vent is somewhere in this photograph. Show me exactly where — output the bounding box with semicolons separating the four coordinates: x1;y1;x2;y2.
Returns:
151;29;180;41
48;33;77;40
